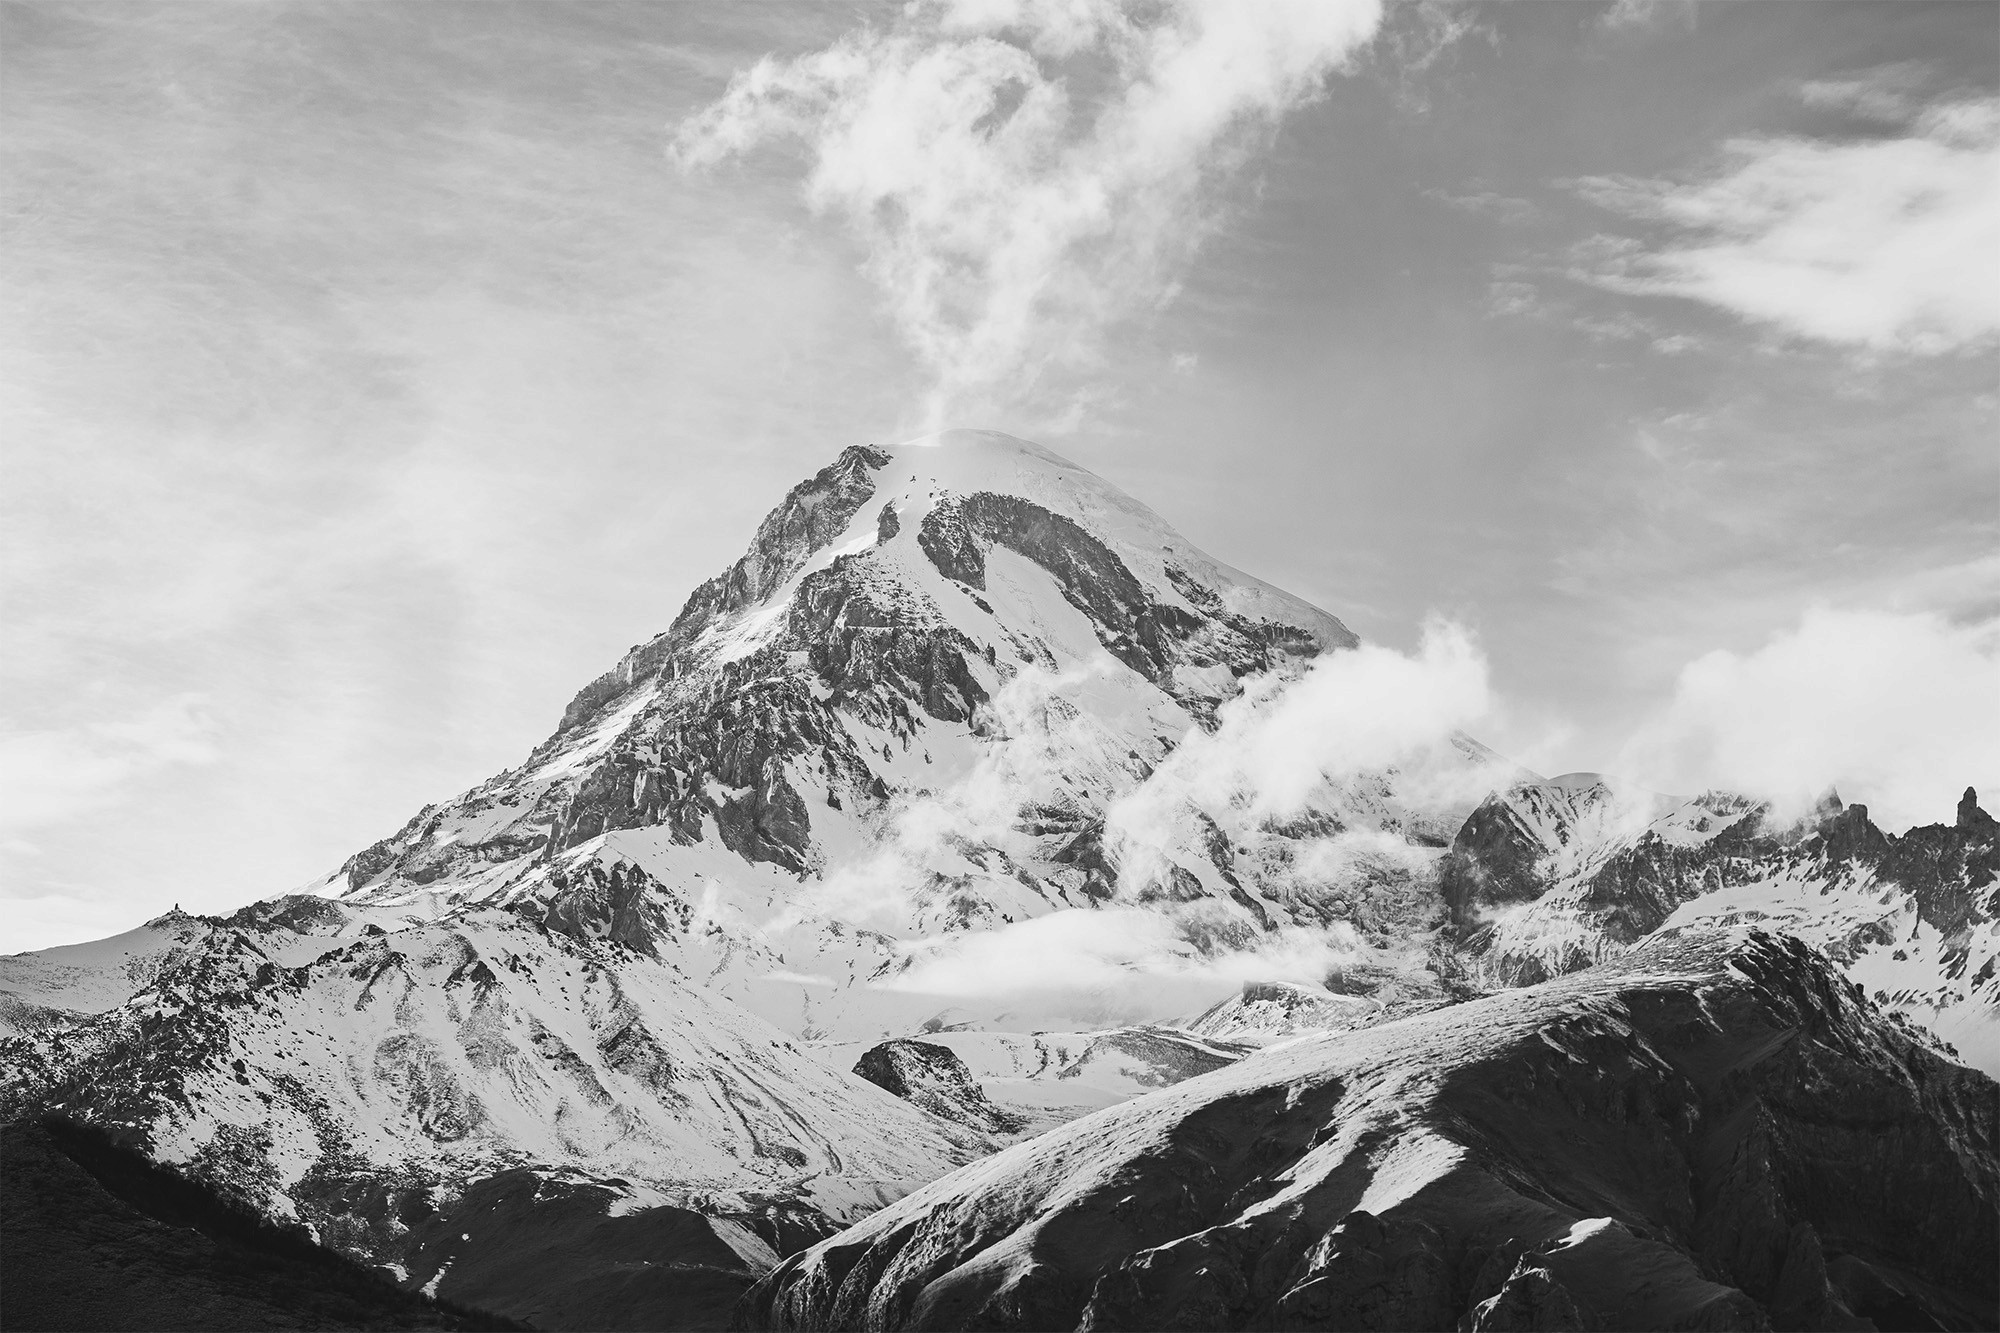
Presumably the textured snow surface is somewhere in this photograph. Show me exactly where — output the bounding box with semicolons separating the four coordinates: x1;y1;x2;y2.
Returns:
13;911;982;1226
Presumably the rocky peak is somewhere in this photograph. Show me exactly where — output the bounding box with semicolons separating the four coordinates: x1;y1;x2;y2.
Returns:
554;443;894;735
331;429;1368;937
851;1038;1024;1135
1813;799;1890;863
1959;786;1997;835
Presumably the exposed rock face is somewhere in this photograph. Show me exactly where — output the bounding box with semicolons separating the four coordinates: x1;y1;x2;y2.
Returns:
1958;787;1997;835
1440;779;1766;948
1050;1026;1246;1090
853;1040;1025;1136
739;932;1998;1333
554;444;894;736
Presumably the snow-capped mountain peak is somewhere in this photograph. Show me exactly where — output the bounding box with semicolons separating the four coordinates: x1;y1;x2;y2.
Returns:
314;431;1392;1042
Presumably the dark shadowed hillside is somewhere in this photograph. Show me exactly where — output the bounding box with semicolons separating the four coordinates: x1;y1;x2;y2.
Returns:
0;1118;521;1332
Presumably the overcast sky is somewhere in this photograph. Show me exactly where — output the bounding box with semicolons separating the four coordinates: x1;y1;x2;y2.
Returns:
5;0;1996;951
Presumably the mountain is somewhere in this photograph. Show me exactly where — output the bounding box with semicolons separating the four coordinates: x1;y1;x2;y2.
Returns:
741;930;1998;1333
3;429;1995;1331
3;430;1424;1326
1443;776;2000;1071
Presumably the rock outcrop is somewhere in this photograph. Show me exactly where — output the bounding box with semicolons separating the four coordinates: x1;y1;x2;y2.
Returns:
853;1040;1026;1136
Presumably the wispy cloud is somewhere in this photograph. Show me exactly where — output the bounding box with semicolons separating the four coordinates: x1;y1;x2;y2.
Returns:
1572;79;2000;353
672;0;1385;429
1797;62;1936;126
794;656;1142;927
0;695;219;839
1597;0;1698;35
880;905;1363;1026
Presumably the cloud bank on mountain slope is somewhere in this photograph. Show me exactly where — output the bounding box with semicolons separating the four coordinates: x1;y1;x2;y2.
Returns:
1619;606;2000;833
816;602;1996;1019
796;656;1139;927
1105;618;1491;873
867;621;1492;1018
672;0;1384;428
880;906;1367;1027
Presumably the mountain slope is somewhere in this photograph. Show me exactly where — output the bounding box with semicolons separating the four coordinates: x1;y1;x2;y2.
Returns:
0;1117;516;1332
742;931;1998;1333
2;910;982;1228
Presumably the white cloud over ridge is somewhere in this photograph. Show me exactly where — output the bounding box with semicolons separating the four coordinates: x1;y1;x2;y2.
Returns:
811;599;1995;1021
1619;606;2000;833
878;906;1365;1028
870;601;1999;1026
1574;87;2000;353
673;0;1384;427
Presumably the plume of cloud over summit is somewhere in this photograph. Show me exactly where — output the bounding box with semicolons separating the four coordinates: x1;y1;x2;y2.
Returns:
672;0;1385;428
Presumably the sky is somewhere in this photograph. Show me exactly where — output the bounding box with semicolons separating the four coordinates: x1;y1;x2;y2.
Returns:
4;0;1996;952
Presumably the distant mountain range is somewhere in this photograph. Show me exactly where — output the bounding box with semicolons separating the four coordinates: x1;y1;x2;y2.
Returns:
4;430;1993;1331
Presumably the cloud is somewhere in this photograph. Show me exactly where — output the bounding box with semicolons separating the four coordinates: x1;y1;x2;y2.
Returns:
1797;63;1936;126
672;0;1384;427
1597;0;1699;34
1572;88;2000;353
1105;618;1493;870
794;656;1142;926
0;695;220;839
1617;606;2000;832
1430;187;1540;227
879;904;1363;1025
786;622;1499;1020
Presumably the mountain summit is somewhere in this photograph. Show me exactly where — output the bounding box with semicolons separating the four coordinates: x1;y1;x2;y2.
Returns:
341;429;1353;905
320;429;1406;1041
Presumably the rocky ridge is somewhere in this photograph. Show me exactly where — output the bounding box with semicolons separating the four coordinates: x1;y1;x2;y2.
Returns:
741;930;1998;1332
1444;776;2000;1071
